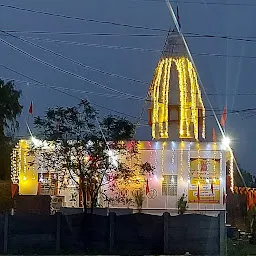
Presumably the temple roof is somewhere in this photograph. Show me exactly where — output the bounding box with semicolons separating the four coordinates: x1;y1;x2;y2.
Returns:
162;29;188;58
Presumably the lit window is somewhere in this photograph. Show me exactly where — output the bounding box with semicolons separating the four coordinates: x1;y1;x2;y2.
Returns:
162;175;177;196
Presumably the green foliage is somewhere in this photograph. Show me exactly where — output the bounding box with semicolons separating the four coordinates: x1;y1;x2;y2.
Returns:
133;189;144;211
0;180;12;212
0;80;22;180
177;194;188;214
228;239;256;256
0;80;22;139
100;115;135;141
234;165;256;188
33;100;153;213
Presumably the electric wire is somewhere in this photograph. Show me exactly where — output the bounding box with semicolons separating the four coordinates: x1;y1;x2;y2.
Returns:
0;63;146;121
0;30;147;85
0;37;143;100
0;4;167;32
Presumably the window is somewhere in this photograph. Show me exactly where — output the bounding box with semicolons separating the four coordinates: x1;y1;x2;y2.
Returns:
162;175;177;196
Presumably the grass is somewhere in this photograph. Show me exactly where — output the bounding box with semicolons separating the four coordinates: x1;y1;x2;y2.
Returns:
228;239;256;256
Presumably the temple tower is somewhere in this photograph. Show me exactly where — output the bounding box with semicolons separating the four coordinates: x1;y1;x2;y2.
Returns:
148;30;205;141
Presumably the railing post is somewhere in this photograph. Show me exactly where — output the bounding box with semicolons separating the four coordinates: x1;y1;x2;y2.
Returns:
109;212;116;253
163;212;170;254
3;212;9;254
56;212;61;253
219;211;227;256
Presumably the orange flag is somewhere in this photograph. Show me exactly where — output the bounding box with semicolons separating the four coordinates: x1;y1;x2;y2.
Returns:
211;182;214;195
146;179;150;195
223;188;226;205
212;128;217;142
197;184;200;201
220;106;227;127
29;101;33;115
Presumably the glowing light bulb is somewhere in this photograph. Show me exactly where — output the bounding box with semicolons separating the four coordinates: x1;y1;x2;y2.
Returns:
213;178;216;183
161;177;164;181
180;176;184;181
149;177;153;181
222;136;231;147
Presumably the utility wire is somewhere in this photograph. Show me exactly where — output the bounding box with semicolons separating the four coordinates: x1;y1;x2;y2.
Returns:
0;63;146;121
0;4;167;32
0;37;143;100
0;30;147;85
116;0;256;6
3;30;256;44
0;30;165;37
5;34;256;61
0;76;146;101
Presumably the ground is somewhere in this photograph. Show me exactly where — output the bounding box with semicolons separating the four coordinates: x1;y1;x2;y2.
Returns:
0;180;12;213
228;239;256;256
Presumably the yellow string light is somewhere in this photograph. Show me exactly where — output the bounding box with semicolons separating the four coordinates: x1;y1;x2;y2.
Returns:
187;142;191;182
161;142;166;179
230;151;234;192
180;141;184;181
150;56;206;140
197;143;200;182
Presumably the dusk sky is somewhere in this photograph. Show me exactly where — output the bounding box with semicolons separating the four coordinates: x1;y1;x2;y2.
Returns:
0;0;256;172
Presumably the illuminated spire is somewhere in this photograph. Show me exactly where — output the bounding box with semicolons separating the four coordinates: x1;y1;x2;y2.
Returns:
149;30;205;141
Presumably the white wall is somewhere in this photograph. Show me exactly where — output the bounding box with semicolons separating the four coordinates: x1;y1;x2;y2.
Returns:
104;141;227;212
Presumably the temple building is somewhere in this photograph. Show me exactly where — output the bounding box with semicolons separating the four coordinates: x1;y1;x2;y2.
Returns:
10;30;231;214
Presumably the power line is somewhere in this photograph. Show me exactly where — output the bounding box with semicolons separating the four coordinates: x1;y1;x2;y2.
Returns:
0;64;147;121
0;76;146;101
0;30;165;37
6;34;256;61
2;66;256;128
186;33;256;44
3;30;256;45
0;4;167;32
14;35;163;53
0;36;143;100
116;0;256;7
1;30;148;85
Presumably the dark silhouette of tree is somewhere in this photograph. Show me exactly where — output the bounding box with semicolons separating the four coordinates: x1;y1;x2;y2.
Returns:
0;80;22;139
33;100;153;213
0;80;22;179
233;163;256;188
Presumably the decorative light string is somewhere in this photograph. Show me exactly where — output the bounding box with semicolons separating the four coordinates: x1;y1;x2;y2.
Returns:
151;56;205;140
23;142;28;181
206;151;210;183
213;145;217;181
152;60;164;139
154;147;158;181
187;142;191;183
171;146;175;175
161;142;166;180
180;141;184;181
197;143;200;182
230;151;234;192
220;151;223;182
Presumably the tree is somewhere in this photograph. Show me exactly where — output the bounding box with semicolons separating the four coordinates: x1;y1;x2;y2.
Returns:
0;80;23;140
33;100;154;213
100;116;135;141
233;164;256;188
0;80;22;180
